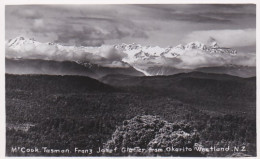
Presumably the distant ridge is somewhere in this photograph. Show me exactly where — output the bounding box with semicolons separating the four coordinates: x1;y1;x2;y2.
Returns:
5;58;144;79
6;73;116;93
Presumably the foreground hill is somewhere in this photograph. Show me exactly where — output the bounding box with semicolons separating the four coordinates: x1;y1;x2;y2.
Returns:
105;115;203;156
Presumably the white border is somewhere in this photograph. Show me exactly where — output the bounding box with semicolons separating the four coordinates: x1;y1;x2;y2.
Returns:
1;0;259;5
1;0;259;159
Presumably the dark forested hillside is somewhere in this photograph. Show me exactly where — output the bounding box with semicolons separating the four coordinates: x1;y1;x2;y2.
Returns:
6;74;115;94
101;72;256;115
6;73;256;157
195;66;256;78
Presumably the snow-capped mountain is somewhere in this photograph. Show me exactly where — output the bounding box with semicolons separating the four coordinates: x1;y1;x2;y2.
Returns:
114;41;238;75
7;36;237;58
7;36;103;55
6;36;255;78
115;41;237;62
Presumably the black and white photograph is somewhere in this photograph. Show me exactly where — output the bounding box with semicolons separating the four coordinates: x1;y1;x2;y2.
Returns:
4;3;257;157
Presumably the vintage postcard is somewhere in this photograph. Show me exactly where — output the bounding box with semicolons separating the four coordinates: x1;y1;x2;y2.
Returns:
4;1;257;158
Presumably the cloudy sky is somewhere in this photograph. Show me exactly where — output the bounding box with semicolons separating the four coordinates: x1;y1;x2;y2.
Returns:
6;4;256;52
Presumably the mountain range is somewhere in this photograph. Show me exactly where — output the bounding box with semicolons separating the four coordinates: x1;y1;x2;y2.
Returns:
6;36;255;78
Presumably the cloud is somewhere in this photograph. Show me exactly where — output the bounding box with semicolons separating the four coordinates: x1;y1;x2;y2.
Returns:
50;23;148;47
6;38;256;71
160;50;255;70
183;29;256;48
14;8;42;19
175;51;225;69
164;11;232;24
173;50;255;69
101;61;130;68
6;5;255;50
230;53;256;67
127;47;255;70
5;41;131;68
136;4;255;24
33;19;44;28
6;5;149;47
98;46;127;61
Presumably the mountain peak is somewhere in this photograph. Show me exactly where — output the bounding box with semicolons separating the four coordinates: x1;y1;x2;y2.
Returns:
175;44;185;49
8;36;26;47
9;36;35;42
185;41;207;50
207;37;220;48
210;41;219;48
8;36;31;43
17;36;25;40
7;36;41;50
